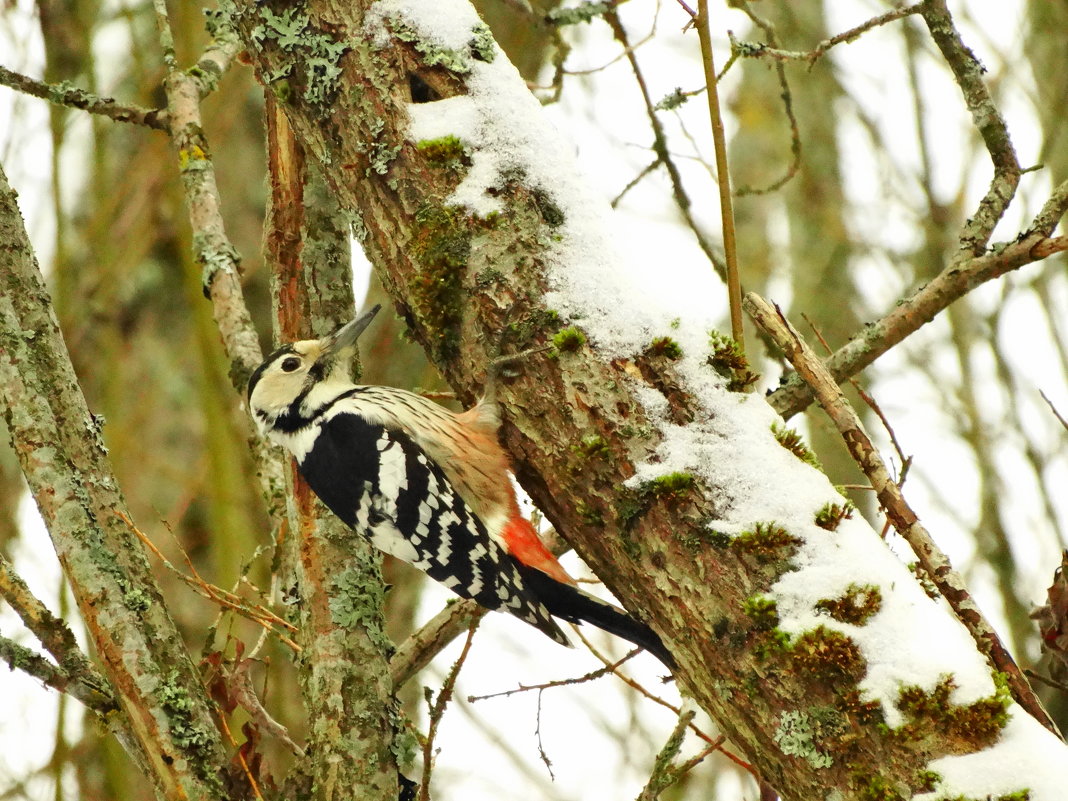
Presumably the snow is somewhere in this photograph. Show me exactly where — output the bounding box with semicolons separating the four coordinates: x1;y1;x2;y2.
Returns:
773;515;994;726
369;0;721;356
915;706;1068;800
366;0;1064;795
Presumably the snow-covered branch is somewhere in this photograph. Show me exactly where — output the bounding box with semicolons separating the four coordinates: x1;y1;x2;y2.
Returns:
229;0;1068;797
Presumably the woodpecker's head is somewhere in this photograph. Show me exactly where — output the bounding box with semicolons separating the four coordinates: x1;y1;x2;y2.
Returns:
247;304;381;433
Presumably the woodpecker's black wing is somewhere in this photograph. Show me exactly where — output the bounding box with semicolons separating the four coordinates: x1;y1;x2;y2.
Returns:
296;409;571;645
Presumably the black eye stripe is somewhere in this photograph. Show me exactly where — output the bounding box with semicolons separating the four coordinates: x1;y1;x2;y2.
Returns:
247;344;299;402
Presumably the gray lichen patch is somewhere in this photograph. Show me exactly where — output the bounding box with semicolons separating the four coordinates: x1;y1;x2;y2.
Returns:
249;6;349;108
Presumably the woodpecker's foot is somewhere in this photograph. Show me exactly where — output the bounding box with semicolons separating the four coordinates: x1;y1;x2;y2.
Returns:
482;301;555;400
483;345;553;401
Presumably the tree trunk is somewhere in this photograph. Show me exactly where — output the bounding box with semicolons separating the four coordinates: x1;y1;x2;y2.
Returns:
226;1;1066;798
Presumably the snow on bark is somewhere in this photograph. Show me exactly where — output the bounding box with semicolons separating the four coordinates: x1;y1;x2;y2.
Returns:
365;0;1064;796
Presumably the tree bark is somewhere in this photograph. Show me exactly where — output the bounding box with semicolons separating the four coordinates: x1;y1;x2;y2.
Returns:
224;1;1066;798
0;162;229;799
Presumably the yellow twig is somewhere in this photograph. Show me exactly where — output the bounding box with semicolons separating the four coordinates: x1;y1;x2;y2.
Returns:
121;513;300;651
696;0;743;346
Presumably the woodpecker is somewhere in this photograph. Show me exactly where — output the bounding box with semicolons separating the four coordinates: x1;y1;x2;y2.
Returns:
247;305;673;668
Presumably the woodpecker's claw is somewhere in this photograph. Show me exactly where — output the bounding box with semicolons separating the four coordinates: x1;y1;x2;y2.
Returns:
483;345;553;402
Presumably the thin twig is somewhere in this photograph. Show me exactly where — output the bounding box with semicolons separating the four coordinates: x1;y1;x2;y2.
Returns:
215;699;267;801
562;26;656;77
571;630;745;770
1031;235;1068;260
768;180;1068;419
0;64;167;129
1040;390;1068;433
189;11;244;97
0;554;113;701
730;3;923;68
611;158;661;209
533;689;555;779
745;291;1060;737
605;10;726;280
152;0;263;383
674;0;696;20
467;648;641;703
695;0;743;344
1026;669;1068;695
801;312;911;478
672;740;721;782
636;707;695;801
152;0;286;531
122;514;300;651
419;625;477;801
0;634;117;716
727;3;802;196
920;0;1020;256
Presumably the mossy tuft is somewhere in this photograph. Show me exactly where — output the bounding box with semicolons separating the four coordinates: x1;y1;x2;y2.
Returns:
731;522;802;563
576;500;605;526
417;135;468;169
645;336;683;360
743;595;780;631
409;204;470;361
708;331;759;391
772;422;822;469
646;472;694;498
572;435;610;461
894;675;1009;751
857;775;905;801
815;584;882;626
615;472;697;538
815;501;855;531
552;326;586;353
791;626;865;681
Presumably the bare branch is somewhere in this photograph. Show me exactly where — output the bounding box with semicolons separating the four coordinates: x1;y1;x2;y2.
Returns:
730;4;923;67
0;64;167;129
1040;390;1068;433
724;4;802;197
419;625;477;801
390;599;486;688
920;0;1020;255
124;516;300;651
0;554;104;685
636;706;695;801
0;634;116;717
189;11;245;97
467;647;640;703
768;183;1068;419
0;158;226;798
151;0;286;532
605;10;726;280
745;291;1058;737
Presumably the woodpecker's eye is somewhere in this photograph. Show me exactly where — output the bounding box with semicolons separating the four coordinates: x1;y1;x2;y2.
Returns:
280;356;302;373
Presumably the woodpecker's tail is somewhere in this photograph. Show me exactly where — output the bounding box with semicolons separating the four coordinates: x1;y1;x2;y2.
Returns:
516;563;675;670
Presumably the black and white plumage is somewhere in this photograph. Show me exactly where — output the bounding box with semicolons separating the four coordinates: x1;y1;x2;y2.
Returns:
247;305;673;666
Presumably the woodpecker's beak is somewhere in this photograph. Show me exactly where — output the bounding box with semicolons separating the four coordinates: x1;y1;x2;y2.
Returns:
320;303;384;373
322;304;381;361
